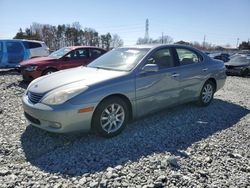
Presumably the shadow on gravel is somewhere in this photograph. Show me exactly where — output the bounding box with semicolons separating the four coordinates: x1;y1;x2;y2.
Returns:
5;80;28;90
0;68;19;75
20;99;249;176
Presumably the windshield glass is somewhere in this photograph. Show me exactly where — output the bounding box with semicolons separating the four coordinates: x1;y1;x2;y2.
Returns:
87;48;149;71
229;55;250;65
48;47;71;59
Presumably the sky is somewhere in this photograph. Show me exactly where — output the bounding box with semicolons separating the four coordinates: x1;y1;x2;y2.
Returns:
0;0;249;47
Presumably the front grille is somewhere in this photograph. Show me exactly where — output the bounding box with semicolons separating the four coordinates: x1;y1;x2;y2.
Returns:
28;91;44;104
225;65;234;69
24;112;41;125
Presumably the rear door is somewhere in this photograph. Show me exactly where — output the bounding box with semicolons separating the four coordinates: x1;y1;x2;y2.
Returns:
6;41;25;67
174;47;207;101
135;47;181;117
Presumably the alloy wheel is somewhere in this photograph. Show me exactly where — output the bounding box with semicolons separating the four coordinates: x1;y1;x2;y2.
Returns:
202;83;213;103
100;103;125;133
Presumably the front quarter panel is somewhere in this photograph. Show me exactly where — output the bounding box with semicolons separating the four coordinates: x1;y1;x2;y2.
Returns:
69;73;136;114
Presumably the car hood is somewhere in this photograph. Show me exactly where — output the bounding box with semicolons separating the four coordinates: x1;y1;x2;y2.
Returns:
28;66;128;93
20;57;56;66
225;61;250;67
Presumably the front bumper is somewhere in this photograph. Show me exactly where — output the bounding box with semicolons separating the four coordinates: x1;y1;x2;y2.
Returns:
22;95;97;133
21;69;42;81
225;68;242;75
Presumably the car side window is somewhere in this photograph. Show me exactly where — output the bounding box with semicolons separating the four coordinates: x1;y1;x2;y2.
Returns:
89;49;103;59
66;49;88;60
148;48;175;69
6;42;23;54
176;48;202;65
23;41;42;49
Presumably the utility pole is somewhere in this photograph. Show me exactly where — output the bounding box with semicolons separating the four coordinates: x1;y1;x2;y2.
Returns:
236;38;239;48
203;35;206;48
144;19;149;43
162;32;164;44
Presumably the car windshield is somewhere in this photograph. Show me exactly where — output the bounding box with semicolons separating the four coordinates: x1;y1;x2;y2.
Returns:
87;48;149;71
48;47;71;59
229;55;250;65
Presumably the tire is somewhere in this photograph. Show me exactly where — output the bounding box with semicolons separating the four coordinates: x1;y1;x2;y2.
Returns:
241;68;249;77
92;97;129;138
198;80;215;106
42;68;57;76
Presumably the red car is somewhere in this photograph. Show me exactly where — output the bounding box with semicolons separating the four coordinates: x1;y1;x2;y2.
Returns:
20;46;106;81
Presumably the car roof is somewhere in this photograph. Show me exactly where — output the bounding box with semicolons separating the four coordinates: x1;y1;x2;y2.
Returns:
120;44;203;52
0;39;45;43
65;46;106;51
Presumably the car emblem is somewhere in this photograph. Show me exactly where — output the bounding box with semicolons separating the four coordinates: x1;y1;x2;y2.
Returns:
34;84;38;88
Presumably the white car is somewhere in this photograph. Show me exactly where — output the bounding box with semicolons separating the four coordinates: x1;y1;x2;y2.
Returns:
0;39;50;68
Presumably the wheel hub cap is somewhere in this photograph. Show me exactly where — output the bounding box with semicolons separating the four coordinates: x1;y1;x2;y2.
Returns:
100;104;125;133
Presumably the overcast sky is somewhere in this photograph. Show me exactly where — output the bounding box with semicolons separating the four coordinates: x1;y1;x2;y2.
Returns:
0;0;249;47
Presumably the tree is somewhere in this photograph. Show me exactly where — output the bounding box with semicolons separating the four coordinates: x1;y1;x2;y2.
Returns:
13;22;124;50
111;34;123;48
158;35;173;44
13;28;25;39
239;41;250;50
137;34;173;45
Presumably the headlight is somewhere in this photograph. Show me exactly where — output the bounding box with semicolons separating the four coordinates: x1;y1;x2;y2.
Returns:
41;85;88;105
25;65;38;71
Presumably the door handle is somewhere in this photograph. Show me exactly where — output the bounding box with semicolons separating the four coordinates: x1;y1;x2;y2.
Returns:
202;68;208;71
171;73;180;77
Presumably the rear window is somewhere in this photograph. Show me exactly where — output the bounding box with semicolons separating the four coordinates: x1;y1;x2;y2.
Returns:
23;41;42;49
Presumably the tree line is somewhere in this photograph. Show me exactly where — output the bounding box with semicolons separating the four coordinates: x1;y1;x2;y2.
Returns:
14;22;124;51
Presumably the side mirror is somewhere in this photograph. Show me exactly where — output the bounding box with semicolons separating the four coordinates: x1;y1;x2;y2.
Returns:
141;64;159;73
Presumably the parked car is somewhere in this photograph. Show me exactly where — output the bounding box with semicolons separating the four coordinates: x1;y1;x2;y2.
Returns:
209;52;230;62
20;46;106;81
22;45;226;137
225;54;250;76
0;39;49;68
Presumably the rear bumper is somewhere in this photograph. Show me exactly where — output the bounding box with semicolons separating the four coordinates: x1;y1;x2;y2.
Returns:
22;95;97;133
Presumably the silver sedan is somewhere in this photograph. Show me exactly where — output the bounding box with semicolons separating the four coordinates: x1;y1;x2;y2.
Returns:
22;45;226;137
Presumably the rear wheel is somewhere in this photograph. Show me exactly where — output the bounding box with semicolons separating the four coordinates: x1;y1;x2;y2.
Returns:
198;80;215;106
92;97;129;138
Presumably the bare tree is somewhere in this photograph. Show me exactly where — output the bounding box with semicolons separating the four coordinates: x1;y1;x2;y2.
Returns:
111;34;123;48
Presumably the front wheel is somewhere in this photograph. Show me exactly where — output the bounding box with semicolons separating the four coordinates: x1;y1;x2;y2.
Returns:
198;81;215;106
92;97;129;137
42;68;57;76
241;68;249;77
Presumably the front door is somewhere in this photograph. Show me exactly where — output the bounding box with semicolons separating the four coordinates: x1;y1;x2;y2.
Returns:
135;47;181;117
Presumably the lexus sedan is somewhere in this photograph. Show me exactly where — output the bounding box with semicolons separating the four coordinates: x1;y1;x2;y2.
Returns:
20;46;106;81
22;45;226;137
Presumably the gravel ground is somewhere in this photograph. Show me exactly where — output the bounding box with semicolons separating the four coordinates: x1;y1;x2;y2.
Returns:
0;69;250;188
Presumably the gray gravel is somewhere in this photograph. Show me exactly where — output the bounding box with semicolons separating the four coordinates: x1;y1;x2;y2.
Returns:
0;69;250;187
